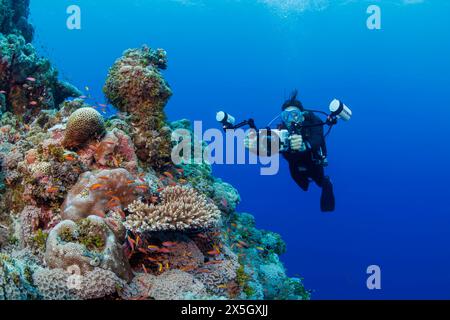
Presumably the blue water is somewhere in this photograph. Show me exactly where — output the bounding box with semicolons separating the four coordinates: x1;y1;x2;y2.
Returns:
30;0;450;299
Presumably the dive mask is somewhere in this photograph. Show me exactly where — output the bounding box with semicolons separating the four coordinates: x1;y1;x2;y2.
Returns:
281;108;304;126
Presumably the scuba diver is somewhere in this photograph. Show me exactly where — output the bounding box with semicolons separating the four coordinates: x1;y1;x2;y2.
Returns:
278;91;335;212
216;90;352;213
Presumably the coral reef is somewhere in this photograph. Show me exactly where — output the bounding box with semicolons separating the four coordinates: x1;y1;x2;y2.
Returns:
103;46;172;169
0;0;33;42
0;33;80;122
125;185;221;232
0;0;309;300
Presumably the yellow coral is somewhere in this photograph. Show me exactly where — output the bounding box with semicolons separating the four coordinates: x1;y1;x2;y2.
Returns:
63;107;105;149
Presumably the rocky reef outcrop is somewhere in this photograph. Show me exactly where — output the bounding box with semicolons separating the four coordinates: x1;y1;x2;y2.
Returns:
0;0;309;300
0;0;80;122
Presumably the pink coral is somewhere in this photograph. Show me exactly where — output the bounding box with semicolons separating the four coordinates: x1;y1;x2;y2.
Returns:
77;128;138;173
61;168;143;221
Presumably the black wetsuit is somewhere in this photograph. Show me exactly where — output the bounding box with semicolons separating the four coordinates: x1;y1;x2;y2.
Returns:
280;111;335;212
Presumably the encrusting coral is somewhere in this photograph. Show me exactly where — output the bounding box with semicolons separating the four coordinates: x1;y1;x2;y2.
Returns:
125;185;221;233
0;0;309;300
45;215;132;281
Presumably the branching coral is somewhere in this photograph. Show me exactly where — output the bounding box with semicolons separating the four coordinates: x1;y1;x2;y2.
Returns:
125;185;221;233
62;107;105;149
45;216;132;281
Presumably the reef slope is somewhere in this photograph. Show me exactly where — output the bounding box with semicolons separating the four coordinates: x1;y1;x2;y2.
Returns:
0;1;309;300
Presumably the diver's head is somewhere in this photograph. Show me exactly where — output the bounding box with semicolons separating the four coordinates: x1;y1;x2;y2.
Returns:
282;89;304;112
281;90;305;127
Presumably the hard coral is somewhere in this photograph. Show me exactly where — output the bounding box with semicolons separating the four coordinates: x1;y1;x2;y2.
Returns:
61;168;140;221
45;216;132;281
125;185;221;233
63;107;105;149
103;46;172;168
148;269;206;300
78;128;138;173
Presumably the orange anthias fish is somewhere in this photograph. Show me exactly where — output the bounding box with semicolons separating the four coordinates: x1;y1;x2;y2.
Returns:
138;248;147;254
221;198;228;207
162;241;177;247
29;101;38;106
47;187;58;193
127;236;136;251
207;249;220;256
197;269;211;274
158;248;171;254
64;154;75;161
147;245;160;251
238;241;249;248
90;184;105;191
26;77;36;82
163;172;174;179
98;176;109;181
136;185;149;191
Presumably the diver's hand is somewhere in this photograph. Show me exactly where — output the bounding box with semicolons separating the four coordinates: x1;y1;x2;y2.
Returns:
244;131;258;150
290;134;304;151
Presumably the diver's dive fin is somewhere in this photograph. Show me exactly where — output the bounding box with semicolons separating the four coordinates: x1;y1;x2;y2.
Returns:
320;176;335;212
